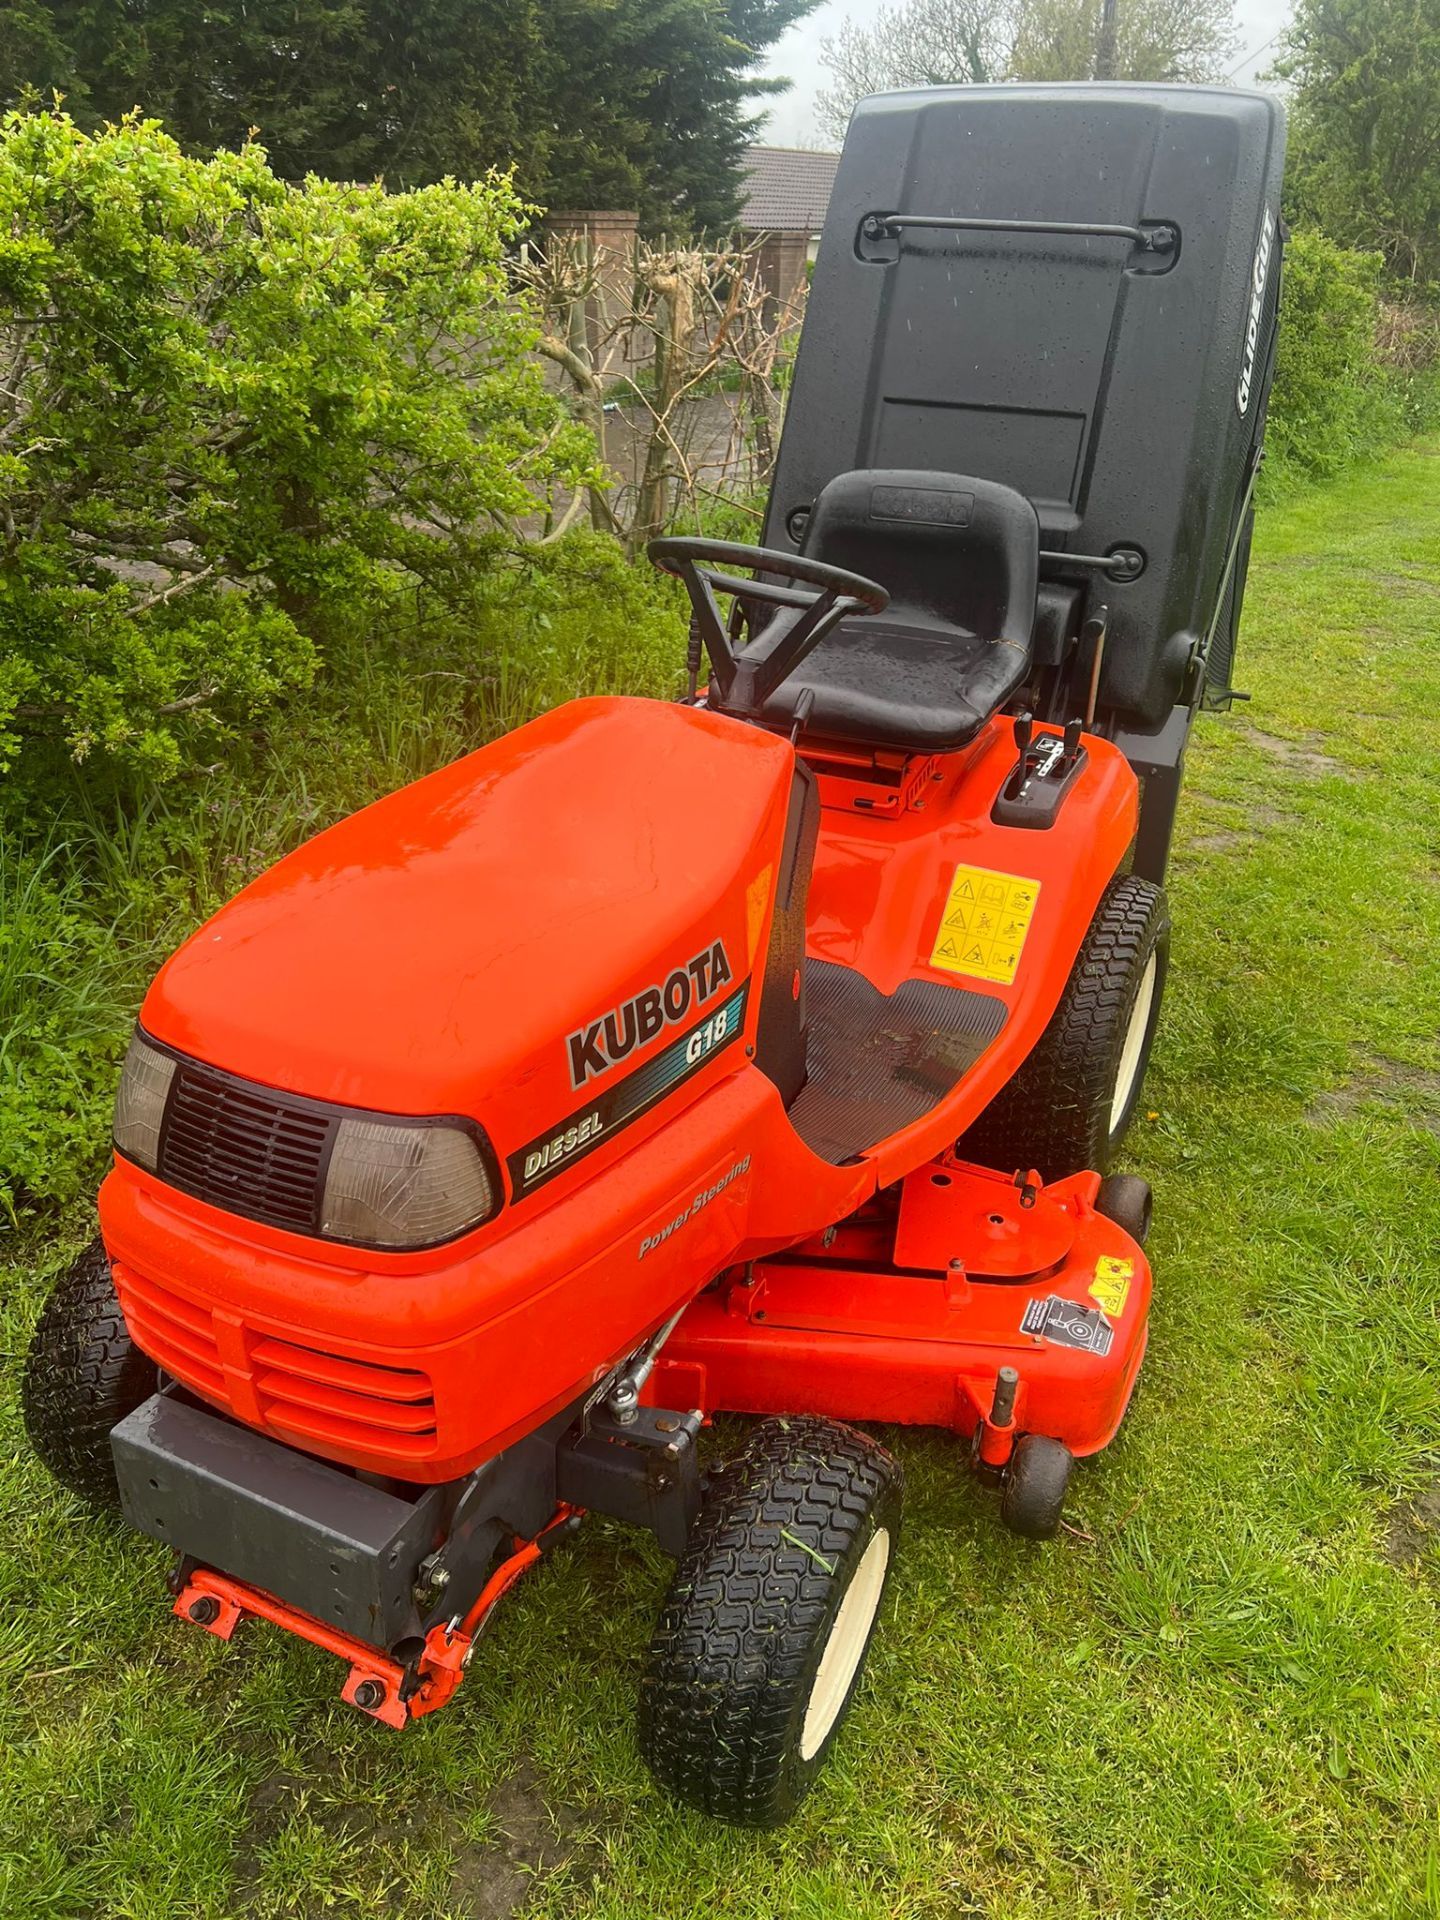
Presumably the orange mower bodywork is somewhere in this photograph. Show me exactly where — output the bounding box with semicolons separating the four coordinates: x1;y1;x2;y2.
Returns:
100;698;1140;1484
86;688;1156;1777
22;83;1287;1828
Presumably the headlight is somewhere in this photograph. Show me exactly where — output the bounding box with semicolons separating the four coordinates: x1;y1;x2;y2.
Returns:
320;1118;496;1249
113;1031;177;1171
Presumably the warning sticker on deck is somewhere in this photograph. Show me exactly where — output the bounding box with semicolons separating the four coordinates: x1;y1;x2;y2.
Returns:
1089;1256;1134;1319
1020;1294;1114;1356
929;864;1041;986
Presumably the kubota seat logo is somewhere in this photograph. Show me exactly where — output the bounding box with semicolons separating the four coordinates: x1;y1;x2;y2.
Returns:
567;940;734;1086
1237;208;1276;418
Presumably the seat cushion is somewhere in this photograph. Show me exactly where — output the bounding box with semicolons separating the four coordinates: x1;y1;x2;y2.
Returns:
757;468;1039;754
760;617;1031;753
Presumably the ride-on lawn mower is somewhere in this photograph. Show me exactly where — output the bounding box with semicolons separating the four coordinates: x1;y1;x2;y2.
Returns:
23;84;1285;1825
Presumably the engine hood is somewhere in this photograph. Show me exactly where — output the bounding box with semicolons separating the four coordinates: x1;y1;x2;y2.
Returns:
142;698;796;1145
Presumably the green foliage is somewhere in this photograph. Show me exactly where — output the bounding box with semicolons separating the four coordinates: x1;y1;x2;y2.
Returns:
1275;0;1440;286
9;0;550;194
0;527;684;1221
1264;229;1440;489
0;110;593;776
1012;0;1234;84
2;0;819;234
1267;230;1385;478
539;0;820;232
0;827;145;1217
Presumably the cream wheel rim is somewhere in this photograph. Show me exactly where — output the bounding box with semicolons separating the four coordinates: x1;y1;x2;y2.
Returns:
799;1527;891;1761
1110;951;1158;1133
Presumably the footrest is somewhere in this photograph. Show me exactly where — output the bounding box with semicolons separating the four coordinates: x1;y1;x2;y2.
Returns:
788;960;1007;1163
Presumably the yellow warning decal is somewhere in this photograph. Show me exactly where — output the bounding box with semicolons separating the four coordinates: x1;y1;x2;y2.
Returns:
929;864;1041;986
1089;1255;1133;1319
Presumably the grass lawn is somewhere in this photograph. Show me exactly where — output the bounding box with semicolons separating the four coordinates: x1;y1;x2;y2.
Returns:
2;441;1438;1920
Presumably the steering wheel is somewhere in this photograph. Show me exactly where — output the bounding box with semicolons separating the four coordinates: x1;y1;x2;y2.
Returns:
647;536;889;715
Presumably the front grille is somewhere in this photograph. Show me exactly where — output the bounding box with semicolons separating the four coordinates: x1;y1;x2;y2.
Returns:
252;1335;438;1462
117;1262;227;1402
114;1262;439;1466
157;1059;333;1235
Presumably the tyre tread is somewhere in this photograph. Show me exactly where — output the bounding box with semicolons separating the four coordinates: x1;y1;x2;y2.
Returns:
962;874;1169;1180
639;1415;900;1826
21;1240;155;1506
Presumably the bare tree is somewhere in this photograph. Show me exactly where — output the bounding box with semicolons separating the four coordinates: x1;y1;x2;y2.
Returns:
815;0;1024;141
1014;0;1235;82
815;0;1235;140
1093;0;1120;76
518;234;802;553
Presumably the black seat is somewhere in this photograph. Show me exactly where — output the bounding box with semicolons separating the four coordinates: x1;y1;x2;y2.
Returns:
760;470;1039;754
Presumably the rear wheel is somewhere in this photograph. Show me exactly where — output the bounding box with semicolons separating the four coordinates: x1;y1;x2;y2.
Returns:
961;874;1169;1181
639;1415;901;1827
21;1239;156;1507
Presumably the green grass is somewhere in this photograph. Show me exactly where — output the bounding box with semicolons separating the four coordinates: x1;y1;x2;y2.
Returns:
3;444;1440;1917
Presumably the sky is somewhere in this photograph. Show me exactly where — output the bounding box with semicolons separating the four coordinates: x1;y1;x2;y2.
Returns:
758;0;1295;145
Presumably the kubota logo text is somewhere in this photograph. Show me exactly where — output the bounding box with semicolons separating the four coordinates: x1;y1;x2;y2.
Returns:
1236;208;1276;418
567;940;734;1086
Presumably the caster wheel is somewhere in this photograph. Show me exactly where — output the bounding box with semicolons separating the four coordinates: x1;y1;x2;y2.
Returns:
639;1414;902;1828
1000;1433;1074;1541
1095;1173;1153;1245
21;1238;156;1507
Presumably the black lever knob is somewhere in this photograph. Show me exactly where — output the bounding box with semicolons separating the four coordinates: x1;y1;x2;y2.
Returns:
1012;710;1034;756
685;614;704;704
1063;716;1083;761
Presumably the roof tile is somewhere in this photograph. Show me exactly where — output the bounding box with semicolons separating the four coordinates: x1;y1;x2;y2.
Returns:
740;146;840;234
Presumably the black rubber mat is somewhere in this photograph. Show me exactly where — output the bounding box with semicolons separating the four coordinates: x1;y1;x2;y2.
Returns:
787;959;1008;1164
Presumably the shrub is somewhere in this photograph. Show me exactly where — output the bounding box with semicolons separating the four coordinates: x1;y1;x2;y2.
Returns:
0;525;685;1222
466;530;684;712
0;108;595;777
1266;228;1440;488
0;827;144;1217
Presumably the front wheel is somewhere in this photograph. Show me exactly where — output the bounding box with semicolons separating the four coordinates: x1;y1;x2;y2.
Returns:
638;1415;902;1827
961;874;1170;1181
21;1239;156;1506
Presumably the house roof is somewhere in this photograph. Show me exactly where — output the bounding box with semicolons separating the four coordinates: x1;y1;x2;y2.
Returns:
739;146;840;234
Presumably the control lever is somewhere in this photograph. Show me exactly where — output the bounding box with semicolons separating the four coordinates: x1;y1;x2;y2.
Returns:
1005;710;1038;801
684;614;704;704
993;708;1088;833
1082;606;1109;728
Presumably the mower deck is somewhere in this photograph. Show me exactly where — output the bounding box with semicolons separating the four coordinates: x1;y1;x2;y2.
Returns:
654;1157;1150;1461
142;1156;1147;1732
144;1152;1152;1743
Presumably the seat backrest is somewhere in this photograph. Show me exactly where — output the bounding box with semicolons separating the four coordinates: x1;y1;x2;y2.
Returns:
800;469;1038;646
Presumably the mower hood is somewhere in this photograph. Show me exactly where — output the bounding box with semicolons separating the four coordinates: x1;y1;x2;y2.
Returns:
140;697;795;1138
